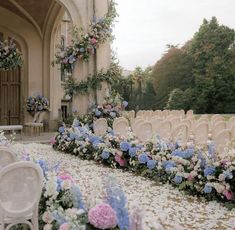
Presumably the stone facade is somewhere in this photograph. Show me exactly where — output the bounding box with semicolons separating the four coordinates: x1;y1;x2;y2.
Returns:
0;0;111;130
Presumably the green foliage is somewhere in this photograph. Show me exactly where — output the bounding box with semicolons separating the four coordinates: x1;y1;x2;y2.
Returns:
152;46;194;109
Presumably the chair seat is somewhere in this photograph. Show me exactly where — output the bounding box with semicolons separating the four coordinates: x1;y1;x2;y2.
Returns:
25;123;43;127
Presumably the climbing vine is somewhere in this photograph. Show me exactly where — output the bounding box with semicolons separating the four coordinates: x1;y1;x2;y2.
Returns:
64;62;122;97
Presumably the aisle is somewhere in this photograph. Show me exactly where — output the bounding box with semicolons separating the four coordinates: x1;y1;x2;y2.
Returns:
13;143;235;230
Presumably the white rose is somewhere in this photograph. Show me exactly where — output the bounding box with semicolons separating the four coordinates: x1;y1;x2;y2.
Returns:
43;224;52;230
42;211;54;224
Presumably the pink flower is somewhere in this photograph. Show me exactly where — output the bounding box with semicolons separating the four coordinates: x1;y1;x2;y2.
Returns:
91;38;97;45
115;154;126;167
88;203;117;229
58;173;74;183
59;223;69;230
223;190;233;200
187;174;194;181
50;137;56;145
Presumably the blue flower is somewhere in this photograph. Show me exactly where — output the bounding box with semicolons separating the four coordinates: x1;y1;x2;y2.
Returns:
102;150;110;160
92;140;101;149
52;211;66;225
120;141;130;152
203;184;212;194
69;132;77;140
174;175;183;184
95;109;102;117
110;112;116;118
56;178;62;192
71;185;84;209
184;148;194;158
171;150;185;158
58;126;65;133
79;47;85;52
147;160;157;170
138;153;149;164
163;161;176;173
204;166;216;177
122;101;128;108
128;147;137;157
37;159;48;177
223;171;233;179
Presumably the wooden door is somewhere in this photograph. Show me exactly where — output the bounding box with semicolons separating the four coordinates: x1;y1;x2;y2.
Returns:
0;68;21;125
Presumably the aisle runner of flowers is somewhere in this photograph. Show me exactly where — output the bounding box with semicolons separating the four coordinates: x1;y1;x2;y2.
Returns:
53;120;235;209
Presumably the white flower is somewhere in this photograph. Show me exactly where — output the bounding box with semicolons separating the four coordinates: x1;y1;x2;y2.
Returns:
62;179;72;190
42;211;54;224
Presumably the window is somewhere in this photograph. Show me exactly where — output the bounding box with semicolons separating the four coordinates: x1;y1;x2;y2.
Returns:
61;105;68;121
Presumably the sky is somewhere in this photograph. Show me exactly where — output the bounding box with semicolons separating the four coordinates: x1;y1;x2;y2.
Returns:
112;0;235;70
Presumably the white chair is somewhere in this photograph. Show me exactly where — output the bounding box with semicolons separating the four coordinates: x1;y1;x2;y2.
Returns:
227;116;235;130
214;129;231;155
0;161;43;230
193;122;209;146
171;124;189;146
0;147;17;171
93;118;108;136
135;122;153;142
113;120;129;138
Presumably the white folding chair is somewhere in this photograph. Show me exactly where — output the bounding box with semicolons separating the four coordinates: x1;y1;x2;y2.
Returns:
0;161;43;230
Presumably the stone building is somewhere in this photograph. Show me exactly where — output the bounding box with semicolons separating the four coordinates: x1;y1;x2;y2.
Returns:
0;0;111;129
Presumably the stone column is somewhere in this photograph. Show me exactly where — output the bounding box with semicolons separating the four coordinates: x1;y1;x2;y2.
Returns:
95;0;111;105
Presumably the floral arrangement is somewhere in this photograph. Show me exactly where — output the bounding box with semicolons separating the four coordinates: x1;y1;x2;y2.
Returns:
53;0;117;74
26;95;49;112
53;121;235;209
80;90;128;127
16;153;139;230
0;40;22;71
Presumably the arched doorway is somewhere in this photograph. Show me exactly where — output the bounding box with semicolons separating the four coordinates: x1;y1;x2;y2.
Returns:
0;34;21;125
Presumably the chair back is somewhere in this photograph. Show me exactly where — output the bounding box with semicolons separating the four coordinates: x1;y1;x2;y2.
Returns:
136;122;153;142
93;118;108;136
0;161;43;218
0;147;17;170
113;120;129;138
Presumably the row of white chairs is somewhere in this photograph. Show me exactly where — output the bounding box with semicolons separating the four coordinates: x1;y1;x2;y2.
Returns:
0;146;43;230
93;115;235;154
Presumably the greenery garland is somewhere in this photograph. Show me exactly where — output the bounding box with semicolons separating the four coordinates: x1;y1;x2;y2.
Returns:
64;62;121;97
53;0;118;74
0;40;22;71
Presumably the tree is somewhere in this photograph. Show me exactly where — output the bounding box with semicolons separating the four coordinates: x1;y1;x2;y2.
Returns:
187;17;235;113
152;46;194;109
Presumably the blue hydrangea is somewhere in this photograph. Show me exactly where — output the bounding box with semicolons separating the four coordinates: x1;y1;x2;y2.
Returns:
92;140;101;149
79;47;85;52
69;132;77;141
128;147;137;157
138;153;149;164
198;152;206;168
184;148;194;158
136;144;143;149
58;126;65;133
95;109;102;117
174;175;183;184
203;184;213;194
102;150;110;160
147;160;157;170
120;141;130;152
89;135;102;143
204;166;216;177
56;178;62;192
171;150;185;158
163;161;176;173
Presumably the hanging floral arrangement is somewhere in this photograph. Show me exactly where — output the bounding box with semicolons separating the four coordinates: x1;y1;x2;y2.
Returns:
0;40;22;71
52;0;118;74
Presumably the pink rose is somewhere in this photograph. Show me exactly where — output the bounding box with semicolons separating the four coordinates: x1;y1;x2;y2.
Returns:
104;104;112;110
59;223;69;230
223;190;233;200
88;203;117;229
91;38;97;45
115;154;126;167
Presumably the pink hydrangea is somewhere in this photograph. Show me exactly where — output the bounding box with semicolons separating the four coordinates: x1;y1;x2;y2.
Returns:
59;223;69;230
115;154;126;167
91;38;98;45
88;203;117;229
223;190;233;200
187;174;194;181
